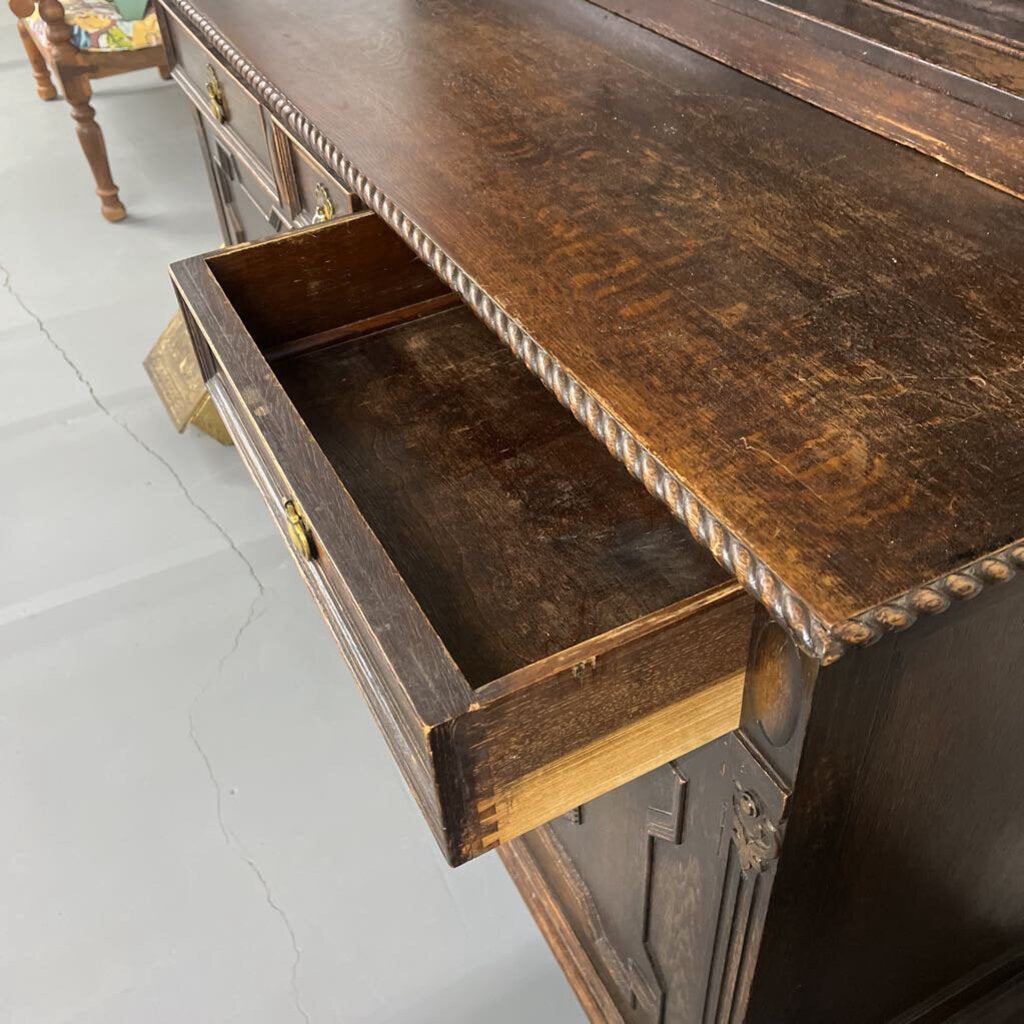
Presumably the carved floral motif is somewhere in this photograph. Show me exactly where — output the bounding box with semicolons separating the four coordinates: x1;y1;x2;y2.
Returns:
731;789;782;873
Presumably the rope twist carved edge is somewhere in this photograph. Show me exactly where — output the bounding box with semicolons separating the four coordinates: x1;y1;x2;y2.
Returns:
168;0;1024;665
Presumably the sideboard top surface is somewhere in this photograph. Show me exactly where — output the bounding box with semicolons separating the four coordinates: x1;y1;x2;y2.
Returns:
170;0;1024;659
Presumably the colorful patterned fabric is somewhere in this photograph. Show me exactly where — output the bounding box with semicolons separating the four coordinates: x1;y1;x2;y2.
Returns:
28;1;161;53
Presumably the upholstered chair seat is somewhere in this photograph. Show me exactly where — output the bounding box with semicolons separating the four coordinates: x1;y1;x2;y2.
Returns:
27;0;161;52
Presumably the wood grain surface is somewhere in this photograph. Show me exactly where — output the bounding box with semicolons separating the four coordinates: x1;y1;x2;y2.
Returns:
751;581;1024;1021
167;0;1024;653
891;0;1024;46
765;0;1024;93
592;0;1024;189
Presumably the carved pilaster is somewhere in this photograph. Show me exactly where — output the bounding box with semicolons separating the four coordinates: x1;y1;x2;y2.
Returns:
699;733;788;1024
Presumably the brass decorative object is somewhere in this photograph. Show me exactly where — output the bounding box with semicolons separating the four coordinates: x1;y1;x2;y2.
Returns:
283;499;315;560
143;311;232;446
313;182;334;222
205;63;227;122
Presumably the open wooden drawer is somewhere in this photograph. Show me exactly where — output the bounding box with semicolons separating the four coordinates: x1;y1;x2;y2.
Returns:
170;212;755;865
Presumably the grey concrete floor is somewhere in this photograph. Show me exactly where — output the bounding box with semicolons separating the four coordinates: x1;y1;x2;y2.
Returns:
0;27;586;1024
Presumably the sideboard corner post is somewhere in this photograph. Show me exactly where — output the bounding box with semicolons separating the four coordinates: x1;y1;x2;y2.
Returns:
744;581;1024;1023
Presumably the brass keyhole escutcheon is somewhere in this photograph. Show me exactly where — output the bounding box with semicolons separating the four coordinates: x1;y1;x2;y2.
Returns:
283;499;315;561
313;182;334;223
205;63;227;123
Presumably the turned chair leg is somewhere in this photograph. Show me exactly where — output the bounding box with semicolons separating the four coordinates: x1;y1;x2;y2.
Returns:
38;0;126;221
16;19;58;100
60;69;127;221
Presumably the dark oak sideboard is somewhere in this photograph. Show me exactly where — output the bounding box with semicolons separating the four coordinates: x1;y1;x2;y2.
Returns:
157;1;1024;1021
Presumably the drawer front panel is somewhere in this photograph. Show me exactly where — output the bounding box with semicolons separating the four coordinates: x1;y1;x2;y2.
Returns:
161;6;278;200
170;214;754;865
173;255;467;857
291;147;356;225
271;125;358;227
203;366;454;847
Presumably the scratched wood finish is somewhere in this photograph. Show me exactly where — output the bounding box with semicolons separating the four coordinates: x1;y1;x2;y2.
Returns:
158;7;1024;1018
591;0;1024;193
738;0;1024;95
171;213;754;864
165;0;1024;648
882;0;1024;46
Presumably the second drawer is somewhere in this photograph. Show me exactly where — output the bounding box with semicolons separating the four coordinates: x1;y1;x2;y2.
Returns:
270;123;359;226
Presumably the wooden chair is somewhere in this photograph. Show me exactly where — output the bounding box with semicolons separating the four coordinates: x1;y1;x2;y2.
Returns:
9;0;170;221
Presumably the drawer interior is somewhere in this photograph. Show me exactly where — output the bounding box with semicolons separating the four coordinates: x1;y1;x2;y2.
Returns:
206;225;729;691
275;308;726;687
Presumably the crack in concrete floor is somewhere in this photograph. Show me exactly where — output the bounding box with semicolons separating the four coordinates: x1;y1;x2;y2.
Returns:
1;262;312;1024
188;593;313;1024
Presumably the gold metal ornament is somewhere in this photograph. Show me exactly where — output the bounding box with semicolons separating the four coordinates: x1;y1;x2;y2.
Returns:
313;182;334;223
143;311;232;446
205;63;227;123
283;499;315;561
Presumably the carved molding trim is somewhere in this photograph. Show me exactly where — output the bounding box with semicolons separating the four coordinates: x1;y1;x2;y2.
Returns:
165;0;1024;665
646;762;687;846
703;739;788;1023
535;826;639;1020
499;835;627;1024
631;762;689;1021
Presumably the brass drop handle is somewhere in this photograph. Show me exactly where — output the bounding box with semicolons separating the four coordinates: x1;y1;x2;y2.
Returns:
205;63;227;123
312;182;334;223
283;499;315;561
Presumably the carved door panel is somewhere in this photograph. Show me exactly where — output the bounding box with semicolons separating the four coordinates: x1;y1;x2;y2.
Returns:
534;732;789;1024
546;762;681;1023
